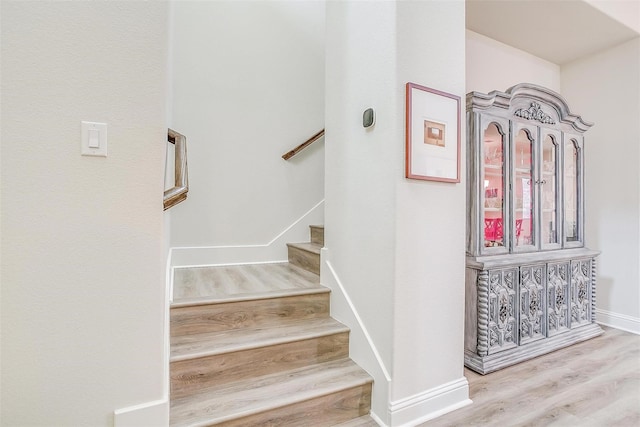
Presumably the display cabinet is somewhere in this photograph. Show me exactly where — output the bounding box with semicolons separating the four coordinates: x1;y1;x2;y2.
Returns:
464;83;602;374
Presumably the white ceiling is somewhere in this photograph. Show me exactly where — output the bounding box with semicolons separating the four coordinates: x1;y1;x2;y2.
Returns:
466;0;640;65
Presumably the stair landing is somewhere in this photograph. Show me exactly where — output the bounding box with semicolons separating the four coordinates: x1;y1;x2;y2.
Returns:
173;262;322;302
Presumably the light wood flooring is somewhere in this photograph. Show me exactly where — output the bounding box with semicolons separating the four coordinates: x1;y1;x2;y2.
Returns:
173;262;321;301
172;263;638;426
424;326;640;426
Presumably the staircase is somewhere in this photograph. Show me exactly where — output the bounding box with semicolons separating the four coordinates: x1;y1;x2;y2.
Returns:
169;225;377;426
286;224;324;275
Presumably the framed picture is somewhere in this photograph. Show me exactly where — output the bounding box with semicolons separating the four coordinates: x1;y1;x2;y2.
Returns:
405;82;461;183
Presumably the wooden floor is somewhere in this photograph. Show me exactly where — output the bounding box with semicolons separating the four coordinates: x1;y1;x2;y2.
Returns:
424;326;640;426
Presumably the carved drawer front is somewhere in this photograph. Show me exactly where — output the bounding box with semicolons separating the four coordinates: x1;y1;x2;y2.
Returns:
547;262;570;336
486;268;518;354
570;259;592;327
519;264;546;344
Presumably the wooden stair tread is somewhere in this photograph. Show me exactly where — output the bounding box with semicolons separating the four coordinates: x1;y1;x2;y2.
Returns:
173;262;320;301
169;358;372;427
286;241;322;254
171;285;329;308
171;317;349;361
333;415;380;426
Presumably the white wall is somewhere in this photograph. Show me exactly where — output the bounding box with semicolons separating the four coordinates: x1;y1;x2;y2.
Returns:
394;0;466;397
561;37;640;333
169;1;325;265
324;1;398;422
1;2;169;425
325;1;468;425
466;30;561;93
392;2;469;424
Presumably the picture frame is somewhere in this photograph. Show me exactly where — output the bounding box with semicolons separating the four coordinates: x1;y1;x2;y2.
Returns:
405;82;461;183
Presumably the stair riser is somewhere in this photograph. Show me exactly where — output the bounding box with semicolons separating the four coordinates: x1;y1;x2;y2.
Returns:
171;333;350;400
216;383;372;427
288;246;320;275
171;293;329;337
310;226;324;246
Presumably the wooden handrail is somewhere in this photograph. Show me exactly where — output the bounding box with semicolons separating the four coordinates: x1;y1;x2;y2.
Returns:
164;129;189;210
281;129;325;160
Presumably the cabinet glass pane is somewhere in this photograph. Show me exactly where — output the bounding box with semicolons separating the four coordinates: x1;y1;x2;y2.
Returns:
565;140;579;242
515;130;534;247
483;123;504;248
542;135;558;244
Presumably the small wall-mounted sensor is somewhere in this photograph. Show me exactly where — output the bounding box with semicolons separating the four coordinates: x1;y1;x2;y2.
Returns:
363;108;375;128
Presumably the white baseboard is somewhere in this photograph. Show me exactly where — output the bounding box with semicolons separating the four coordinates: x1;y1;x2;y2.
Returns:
596;309;640;335
170;200;324;267
389;377;471;427
114;399;168;427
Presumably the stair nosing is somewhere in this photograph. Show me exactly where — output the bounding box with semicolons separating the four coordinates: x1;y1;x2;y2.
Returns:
171;286;329;308
169;359;373;427
170;318;350;362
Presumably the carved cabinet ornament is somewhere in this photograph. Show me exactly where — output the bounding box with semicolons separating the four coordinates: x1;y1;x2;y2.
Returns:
514;102;556;124
464;83;602;374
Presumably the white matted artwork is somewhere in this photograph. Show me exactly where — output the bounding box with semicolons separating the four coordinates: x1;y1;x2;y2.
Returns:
405;82;460;183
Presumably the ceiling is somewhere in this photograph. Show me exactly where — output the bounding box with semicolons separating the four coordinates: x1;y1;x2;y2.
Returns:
466;0;639;65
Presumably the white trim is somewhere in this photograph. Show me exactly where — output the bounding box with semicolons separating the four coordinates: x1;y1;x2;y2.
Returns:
172;259;289;270
169;200;324;267
596;309;640;335
388;377;471;427
114;399;168;427
167;252;174;304
370;412;388;427
326;260;391;381
164;252;173;406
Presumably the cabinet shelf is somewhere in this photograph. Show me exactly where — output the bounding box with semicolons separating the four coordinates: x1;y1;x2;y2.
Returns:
515;168;532;177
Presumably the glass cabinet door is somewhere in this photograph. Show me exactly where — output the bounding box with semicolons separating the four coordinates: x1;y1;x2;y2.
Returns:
482;121;508;252
513;125;536;251
540;131;561;250
564;136;582;246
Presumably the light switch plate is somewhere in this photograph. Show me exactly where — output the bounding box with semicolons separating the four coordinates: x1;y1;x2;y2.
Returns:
81;121;107;157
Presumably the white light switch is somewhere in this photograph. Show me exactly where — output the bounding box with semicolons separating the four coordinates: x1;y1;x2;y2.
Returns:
82;121;107;157
88;129;100;148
